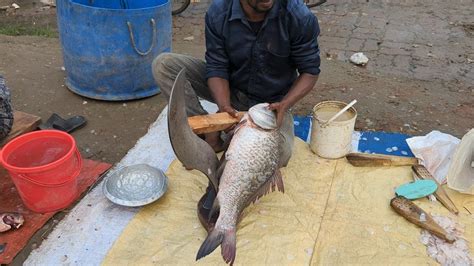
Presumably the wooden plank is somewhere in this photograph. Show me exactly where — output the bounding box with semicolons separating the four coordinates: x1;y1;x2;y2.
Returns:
0;111;41;146
187;112;245;134
412;165;459;214
346;153;419;167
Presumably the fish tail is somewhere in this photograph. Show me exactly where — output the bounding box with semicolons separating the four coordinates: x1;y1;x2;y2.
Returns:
196;228;224;261
221;228;236;265
196;227;237;265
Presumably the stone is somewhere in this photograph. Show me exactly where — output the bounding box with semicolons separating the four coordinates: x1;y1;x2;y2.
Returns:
349;52;369;65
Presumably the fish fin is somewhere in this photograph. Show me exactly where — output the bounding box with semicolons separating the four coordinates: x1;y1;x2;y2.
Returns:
221;228;237;265
249;170;285;205
273;169;285;193
216;158;227;181
196;228;225;261
208;198;220;222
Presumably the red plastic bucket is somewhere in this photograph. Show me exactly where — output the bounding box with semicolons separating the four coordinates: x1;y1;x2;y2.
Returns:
0;130;82;213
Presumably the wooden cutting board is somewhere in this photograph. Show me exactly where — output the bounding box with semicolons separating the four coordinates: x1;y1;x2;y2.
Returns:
187;112;245;134
0;111;41;147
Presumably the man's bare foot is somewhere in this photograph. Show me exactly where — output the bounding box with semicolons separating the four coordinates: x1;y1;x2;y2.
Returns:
205;131;225;153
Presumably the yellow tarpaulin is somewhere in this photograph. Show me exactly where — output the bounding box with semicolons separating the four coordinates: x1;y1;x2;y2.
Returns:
103;139;473;265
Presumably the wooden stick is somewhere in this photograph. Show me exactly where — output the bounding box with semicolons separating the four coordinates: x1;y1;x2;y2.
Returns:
412;165;459;215
321;99;357;127
346;153;419;167
187;112;245;134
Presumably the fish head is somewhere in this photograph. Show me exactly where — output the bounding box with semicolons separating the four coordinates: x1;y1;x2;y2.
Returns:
248;103;278;130
2;213;24;229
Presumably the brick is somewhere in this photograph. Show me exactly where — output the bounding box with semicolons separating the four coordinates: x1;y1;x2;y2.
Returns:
380;41;412;50
371;18;389;29
351;32;381;40
356;17;372;28
411;46;432;60
347;38;364;51
319;36;347;50
353;27;372;34
385;29;416;42
379;47;411;56
362;39;380;51
329;29;353;38
363;9;388;19
325;49;348;61
379;42;413;55
393;55;412;70
337;15;358;25
372;54;395;68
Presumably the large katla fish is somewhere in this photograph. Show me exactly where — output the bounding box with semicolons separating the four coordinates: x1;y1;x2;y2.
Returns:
167;70;293;265
196;103;292;265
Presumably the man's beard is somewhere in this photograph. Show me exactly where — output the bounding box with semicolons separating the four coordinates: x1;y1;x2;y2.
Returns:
246;0;271;13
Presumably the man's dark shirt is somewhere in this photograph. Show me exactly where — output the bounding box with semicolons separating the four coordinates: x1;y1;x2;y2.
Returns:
248;20;263;33
205;0;321;105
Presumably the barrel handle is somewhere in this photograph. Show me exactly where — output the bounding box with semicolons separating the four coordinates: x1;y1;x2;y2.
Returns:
127;18;156;56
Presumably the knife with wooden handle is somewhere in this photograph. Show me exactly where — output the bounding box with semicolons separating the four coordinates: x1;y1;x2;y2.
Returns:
390;196;455;243
346;153;419;167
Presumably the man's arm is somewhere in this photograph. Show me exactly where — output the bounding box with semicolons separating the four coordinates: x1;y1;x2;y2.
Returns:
208;77;237;116
268;73;318;126
269;13;321;126
205;13;237;116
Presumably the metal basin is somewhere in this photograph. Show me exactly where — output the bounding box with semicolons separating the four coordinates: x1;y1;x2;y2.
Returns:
103;164;168;207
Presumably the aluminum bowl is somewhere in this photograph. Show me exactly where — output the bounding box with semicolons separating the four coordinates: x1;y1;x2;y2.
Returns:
103;164;168;207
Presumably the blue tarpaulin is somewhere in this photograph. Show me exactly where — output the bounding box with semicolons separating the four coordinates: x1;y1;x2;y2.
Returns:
293;115;414;157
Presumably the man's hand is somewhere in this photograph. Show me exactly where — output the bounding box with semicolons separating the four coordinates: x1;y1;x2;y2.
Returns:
219;105;238;118
218;105;239;133
267;101;290;128
208;77;237;117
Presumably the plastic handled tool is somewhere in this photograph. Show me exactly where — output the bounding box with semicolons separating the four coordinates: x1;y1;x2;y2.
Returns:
413;165;459;214
321;99;357;127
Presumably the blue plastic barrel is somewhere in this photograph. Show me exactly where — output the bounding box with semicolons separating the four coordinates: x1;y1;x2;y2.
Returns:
57;0;171;101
